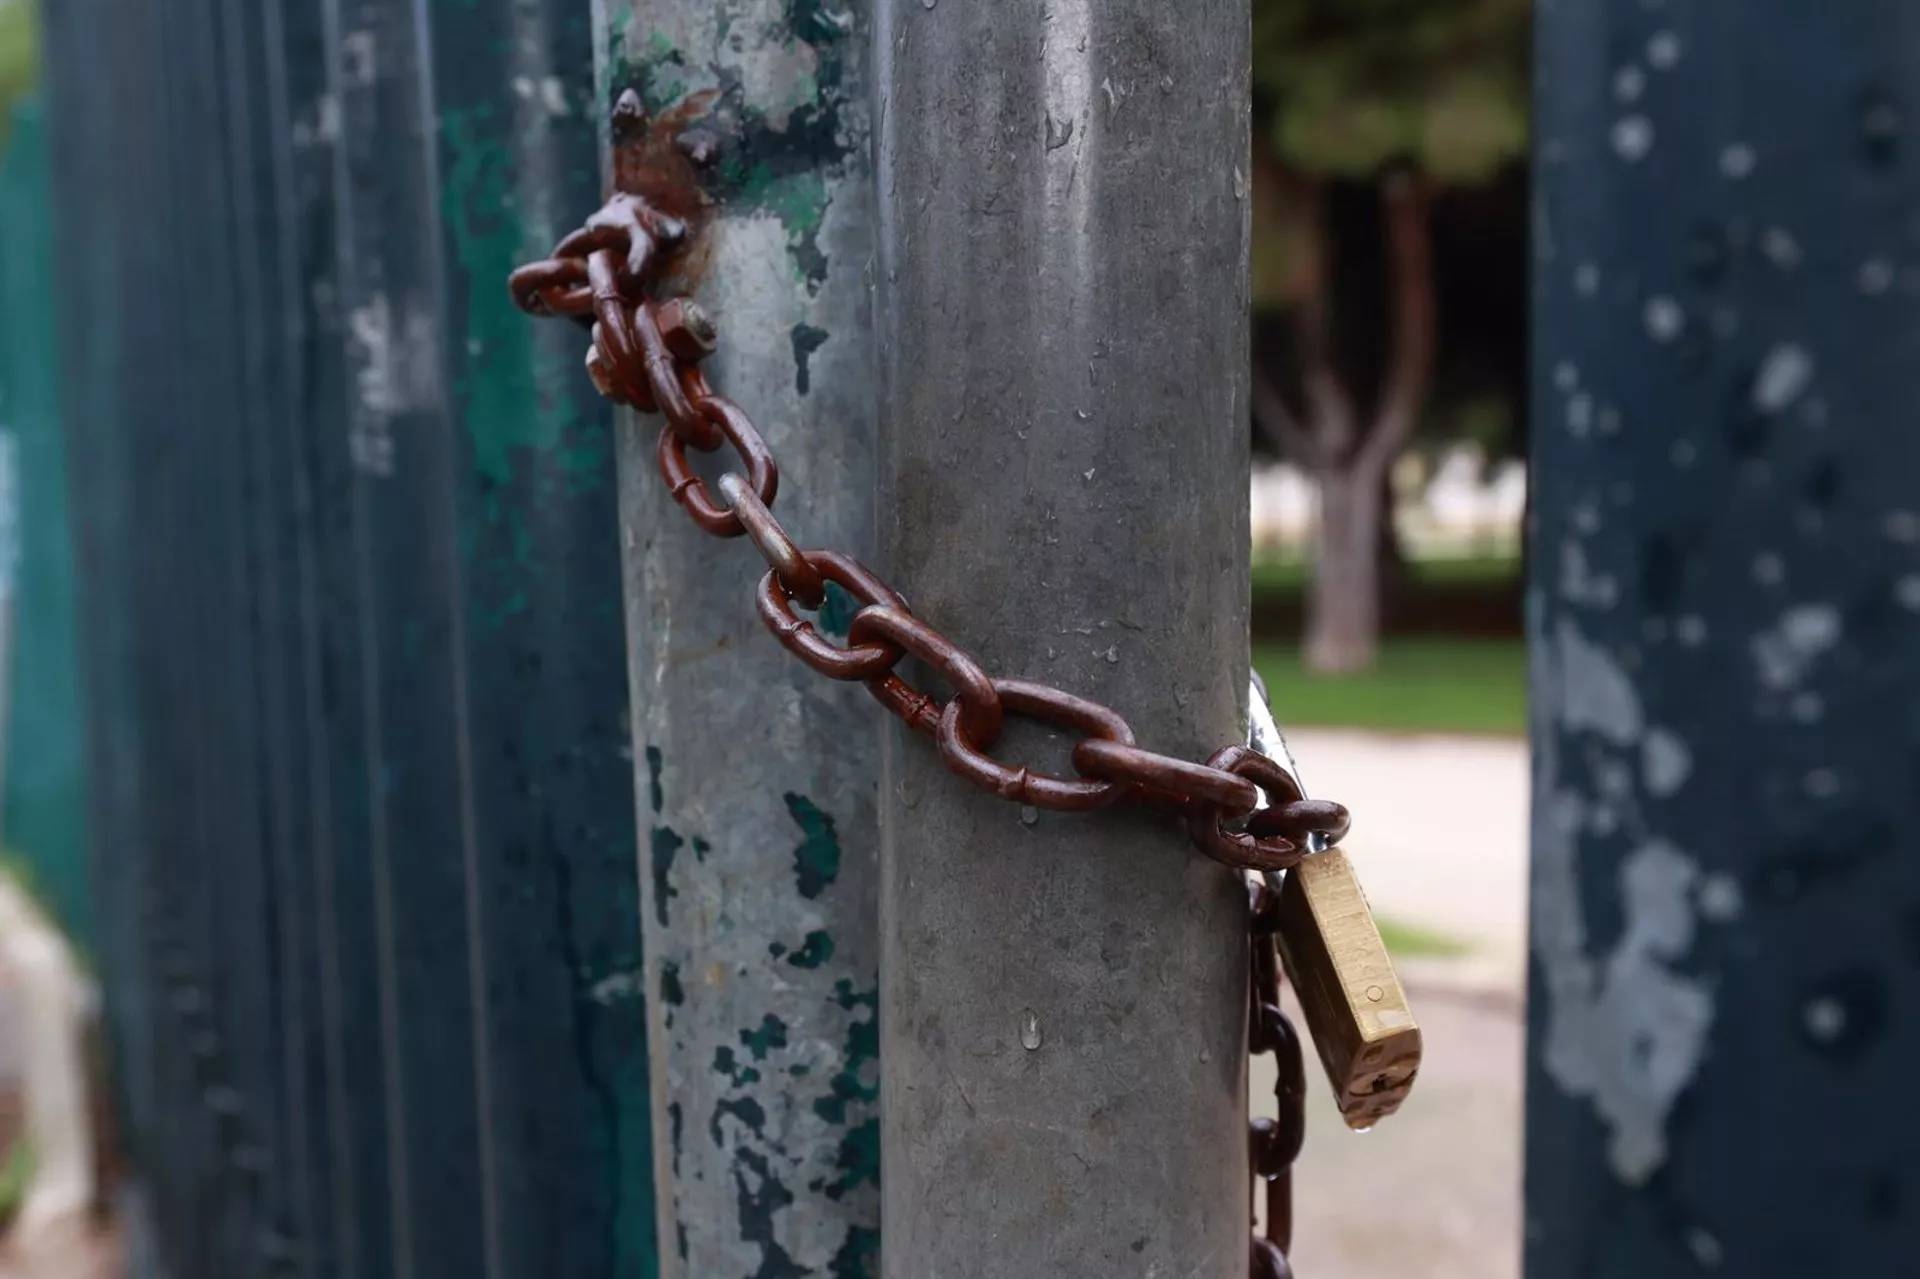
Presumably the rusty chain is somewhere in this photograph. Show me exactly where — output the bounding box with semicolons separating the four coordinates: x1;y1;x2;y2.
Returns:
510;192;1338;1276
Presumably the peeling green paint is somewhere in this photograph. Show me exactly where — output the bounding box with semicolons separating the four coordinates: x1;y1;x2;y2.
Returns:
731;1148;805;1279
786;929;834;969
710;1095;769;1148
650;826;684;926
820;1119;878;1201
439;106;588;490
785;794;841;899
739;1013;790;1061
827;1225;879;1279
812;982;878;1126
790;322;830;394
713;1046;763;1087
646;745;665;814
605;2;857;289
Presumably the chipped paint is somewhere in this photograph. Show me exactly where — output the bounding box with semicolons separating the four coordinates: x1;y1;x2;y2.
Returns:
1532;602;1727;1185
785;794;842;899
605;1;879;1271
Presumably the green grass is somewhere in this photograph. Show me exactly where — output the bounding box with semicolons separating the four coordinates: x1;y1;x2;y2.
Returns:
0;1137;33;1232
1377;916;1473;960
1251;551;1519;598
1254;637;1527;737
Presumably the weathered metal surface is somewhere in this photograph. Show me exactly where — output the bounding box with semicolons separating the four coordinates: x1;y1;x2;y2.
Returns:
1530;2;1920;1274
872;0;1252;1274
41;1;656;1276
594;1;882;1273
426;3;659;1275
0;99;91;954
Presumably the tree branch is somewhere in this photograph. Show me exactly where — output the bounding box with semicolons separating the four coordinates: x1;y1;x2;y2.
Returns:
1359;168;1436;475
1250;359;1321;468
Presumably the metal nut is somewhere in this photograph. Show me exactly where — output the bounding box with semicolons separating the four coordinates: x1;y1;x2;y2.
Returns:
655;298;718;363
585;328;628;403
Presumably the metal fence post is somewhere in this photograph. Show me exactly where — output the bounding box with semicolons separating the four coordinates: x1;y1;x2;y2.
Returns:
1530;3;1920;1274
592;2;882;1274
0;100;90;950
44;1;659;1275
872;2;1252;1274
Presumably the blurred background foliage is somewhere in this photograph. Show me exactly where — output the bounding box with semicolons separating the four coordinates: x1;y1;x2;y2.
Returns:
0;1;34;120
1249;0;1529;702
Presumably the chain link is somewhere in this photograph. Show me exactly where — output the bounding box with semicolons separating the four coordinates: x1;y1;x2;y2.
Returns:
509;196;1340;1276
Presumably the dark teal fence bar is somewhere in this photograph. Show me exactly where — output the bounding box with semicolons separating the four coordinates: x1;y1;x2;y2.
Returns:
33;1;657;1275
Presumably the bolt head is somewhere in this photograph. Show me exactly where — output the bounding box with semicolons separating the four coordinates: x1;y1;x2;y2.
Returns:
610;88;647;137
655;297;718;362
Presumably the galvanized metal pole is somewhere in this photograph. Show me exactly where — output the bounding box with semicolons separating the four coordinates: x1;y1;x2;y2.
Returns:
1530;3;1920;1275
872;2;1252;1274
595;3;882;1275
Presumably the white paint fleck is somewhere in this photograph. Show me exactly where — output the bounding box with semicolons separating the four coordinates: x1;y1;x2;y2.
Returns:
1575;263;1601;297
1719;143;1757;179
1751;603;1840;690
1697;874;1743;922
1761;226;1802;269
1686;1227;1724;1269
1790;692;1825;723
1859;257;1895;294
1642;730;1692;796
1648;31;1683;69
1612;115;1655;161
1804;768;1841;798
341;29;377;87
1554;361;1580;391
1614;67;1647;102
1676;615;1707;646
1881;510;1920;542
1536;828;1715;1185
1556;617;1643;743
590;970;646;1005
1753;344;1814;412
1019;1008;1042;1050
1567;393;1594;434
1752;554;1784;586
1803;996;1846;1041
1596;758;1636;804
511;75;536;101
1897;576;1920;612
1643;296;1684;341
540;76;571;116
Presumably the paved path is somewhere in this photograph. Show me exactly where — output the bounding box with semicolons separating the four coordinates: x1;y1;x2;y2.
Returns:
1258;729;1530;1279
1285;729;1530;982
1260;993;1523;1279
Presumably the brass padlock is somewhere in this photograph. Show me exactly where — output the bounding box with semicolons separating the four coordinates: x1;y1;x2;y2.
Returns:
1246;676;1421;1129
1273;851;1422;1129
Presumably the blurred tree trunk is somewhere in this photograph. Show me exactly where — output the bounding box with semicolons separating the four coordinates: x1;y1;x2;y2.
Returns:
1251;170;1434;672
